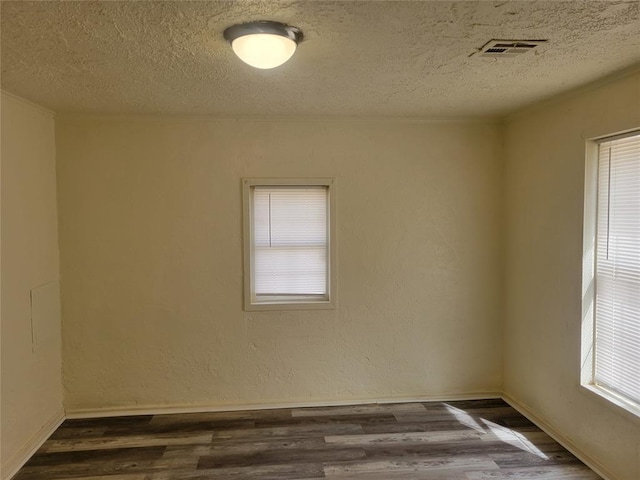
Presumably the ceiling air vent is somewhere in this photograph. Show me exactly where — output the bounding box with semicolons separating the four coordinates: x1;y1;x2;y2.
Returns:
474;39;547;58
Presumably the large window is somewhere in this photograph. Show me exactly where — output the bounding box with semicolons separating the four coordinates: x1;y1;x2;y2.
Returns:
582;131;640;416
242;178;335;311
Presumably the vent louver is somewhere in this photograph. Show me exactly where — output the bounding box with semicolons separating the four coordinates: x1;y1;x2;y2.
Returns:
474;39;547;58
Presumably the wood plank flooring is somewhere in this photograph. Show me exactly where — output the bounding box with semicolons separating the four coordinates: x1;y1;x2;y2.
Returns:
14;399;601;479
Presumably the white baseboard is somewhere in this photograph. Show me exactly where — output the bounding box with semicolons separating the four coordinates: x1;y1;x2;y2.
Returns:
502;393;614;480
65;391;502;419
1;408;65;480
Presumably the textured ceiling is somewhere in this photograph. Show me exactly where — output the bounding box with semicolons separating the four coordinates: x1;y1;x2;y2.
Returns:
1;0;639;117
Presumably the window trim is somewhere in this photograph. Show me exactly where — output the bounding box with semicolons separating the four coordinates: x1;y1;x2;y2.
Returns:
242;178;336;311
581;129;640;423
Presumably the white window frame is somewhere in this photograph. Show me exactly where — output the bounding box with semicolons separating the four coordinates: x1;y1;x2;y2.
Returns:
242;178;336;311
581;129;640;422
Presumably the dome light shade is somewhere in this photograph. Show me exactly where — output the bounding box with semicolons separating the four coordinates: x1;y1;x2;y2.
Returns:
231;34;296;69
224;21;303;70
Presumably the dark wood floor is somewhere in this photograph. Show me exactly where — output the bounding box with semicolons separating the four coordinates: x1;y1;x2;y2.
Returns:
15;399;600;479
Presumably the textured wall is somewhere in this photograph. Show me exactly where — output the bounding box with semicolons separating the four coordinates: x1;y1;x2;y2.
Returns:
56;117;503;412
1;93;63;476
504;72;640;480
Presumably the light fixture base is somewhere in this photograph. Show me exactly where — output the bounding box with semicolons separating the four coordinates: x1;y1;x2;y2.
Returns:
223;21;303;45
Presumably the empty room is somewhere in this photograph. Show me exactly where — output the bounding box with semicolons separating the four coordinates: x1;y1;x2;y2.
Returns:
1;1;639;479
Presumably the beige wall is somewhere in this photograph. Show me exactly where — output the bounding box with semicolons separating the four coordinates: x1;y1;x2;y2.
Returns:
56;117;503;412
5;70;638;478
503;72;640;480
1;93;63;477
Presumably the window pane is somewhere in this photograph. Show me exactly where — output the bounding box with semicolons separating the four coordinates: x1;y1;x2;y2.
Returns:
255;247;327;294
253;186;328;297
594;133;640;405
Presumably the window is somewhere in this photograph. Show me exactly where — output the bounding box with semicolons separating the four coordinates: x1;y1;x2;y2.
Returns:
242;178;336;311
582;131;640;418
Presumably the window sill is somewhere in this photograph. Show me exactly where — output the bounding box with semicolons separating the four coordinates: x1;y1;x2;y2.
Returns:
244;300;335;312
580;383;640;425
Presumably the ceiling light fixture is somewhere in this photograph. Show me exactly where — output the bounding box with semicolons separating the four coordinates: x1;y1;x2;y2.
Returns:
223;21;303;70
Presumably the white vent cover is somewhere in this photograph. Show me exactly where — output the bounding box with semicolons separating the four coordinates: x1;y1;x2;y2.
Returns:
475;39;547;58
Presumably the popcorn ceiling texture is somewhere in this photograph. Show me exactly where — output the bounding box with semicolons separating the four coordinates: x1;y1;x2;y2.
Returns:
1;0;639;117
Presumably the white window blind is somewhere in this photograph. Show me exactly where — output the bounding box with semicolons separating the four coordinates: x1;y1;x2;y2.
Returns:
594;132;640;406
252;185;329;300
